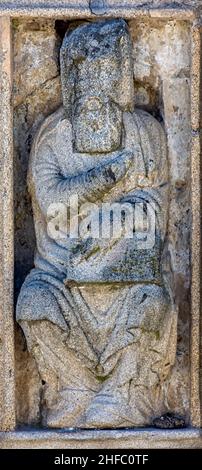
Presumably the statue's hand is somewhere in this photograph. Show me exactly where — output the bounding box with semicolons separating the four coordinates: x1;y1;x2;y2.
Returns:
110;150;134;182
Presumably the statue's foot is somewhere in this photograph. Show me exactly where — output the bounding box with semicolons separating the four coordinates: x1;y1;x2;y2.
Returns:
46;389;94;428
46;404;76;428
84;393;133;428
46;397;80;428
47;410;72;428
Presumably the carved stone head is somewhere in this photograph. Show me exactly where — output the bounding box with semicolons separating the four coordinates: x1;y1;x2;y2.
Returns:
60;19;134;153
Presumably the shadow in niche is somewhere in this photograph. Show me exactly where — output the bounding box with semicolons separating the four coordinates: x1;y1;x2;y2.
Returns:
55;19;93;40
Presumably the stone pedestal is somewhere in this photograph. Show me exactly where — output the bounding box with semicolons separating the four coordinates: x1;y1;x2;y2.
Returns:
0;429;202;450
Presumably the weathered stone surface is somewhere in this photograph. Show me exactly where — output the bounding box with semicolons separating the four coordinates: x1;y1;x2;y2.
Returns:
0;16;15;432
60;19;134;153
13;17;193;427
0;428;202;449
13;20;61;108
0;0;202;15
13;19;62;425
14;19;62;295
129;18;191;420
15;326;41;426
15;19;180;429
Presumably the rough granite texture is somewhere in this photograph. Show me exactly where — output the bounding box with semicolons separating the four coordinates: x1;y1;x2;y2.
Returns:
0;17;16;432
0;428;202;449
0;1;202;16
13;17;192;427
13;19;62;425
190;24;201;428
16;19;177;429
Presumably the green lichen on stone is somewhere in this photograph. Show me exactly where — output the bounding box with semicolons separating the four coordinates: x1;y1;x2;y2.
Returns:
155;330;160;340
96;374;111;383
12;19;21;31
84;245;100;261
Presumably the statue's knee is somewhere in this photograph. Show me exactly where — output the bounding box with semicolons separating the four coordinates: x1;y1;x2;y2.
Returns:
17;282;61;321
128;284;170;332
17;277;68;331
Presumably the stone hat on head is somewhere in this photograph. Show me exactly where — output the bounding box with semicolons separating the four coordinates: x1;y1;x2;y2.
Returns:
60;19;134;119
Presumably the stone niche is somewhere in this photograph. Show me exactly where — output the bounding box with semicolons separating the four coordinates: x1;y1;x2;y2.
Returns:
0;1;201;449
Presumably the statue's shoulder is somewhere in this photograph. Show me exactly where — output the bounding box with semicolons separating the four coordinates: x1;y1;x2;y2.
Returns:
132;108;167;169
29;106;72;185
31;106;70;156
133;108;166;140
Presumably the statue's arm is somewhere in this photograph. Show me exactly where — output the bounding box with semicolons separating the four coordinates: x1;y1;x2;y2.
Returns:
32;145;134;216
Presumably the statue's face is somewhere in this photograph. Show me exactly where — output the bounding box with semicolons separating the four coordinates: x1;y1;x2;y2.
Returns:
61;20;134;154
73;96;123;154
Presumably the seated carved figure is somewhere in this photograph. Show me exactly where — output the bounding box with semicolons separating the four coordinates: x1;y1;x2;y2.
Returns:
17;19;177;428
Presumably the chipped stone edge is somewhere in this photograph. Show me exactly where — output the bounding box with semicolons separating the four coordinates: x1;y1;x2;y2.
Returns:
0;428;202;449
190;21;201;428
0;5;198;20
0;16;16;432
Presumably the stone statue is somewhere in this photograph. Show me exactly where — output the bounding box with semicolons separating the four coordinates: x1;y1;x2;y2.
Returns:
17;19;177;428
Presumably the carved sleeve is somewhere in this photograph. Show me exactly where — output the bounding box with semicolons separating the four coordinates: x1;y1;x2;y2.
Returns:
32;143;133;217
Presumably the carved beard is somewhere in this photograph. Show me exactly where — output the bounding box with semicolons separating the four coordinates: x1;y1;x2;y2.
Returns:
72;98;123;154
